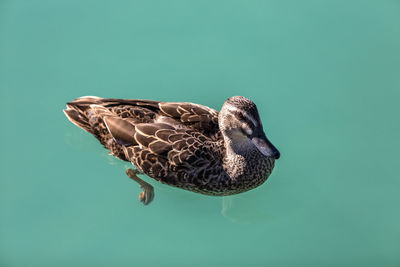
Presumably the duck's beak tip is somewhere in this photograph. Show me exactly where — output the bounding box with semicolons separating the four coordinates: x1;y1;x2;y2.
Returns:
251;136;280;159
273;150;280;159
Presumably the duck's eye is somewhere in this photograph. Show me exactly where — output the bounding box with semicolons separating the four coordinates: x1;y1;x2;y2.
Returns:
232;111;243;120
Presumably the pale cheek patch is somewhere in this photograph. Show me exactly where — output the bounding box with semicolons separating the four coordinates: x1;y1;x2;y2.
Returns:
231;129;249;142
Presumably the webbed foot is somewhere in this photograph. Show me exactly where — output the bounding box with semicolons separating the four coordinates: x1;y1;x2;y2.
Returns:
126;169;154;205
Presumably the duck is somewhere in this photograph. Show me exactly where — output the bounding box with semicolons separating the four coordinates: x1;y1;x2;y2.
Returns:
63;96;280;205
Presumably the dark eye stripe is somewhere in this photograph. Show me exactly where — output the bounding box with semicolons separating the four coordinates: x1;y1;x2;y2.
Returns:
228;109;256;128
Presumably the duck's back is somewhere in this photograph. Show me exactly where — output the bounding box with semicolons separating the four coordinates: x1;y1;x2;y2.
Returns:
64;96;226;193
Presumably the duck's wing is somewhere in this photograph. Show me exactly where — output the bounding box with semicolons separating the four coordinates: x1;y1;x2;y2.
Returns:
81;98;220;138
101;114;223;184
156;101;220;137
116;121;223;187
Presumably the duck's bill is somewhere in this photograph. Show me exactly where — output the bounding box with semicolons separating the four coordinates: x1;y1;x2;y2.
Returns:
251;136;280;159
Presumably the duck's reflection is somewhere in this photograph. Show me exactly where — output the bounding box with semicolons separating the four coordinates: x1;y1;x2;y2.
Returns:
221;194;275;224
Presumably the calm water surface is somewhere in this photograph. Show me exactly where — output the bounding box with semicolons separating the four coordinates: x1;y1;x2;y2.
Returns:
1;1;399;266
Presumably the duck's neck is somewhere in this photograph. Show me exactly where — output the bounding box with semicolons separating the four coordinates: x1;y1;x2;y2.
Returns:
222;136;272;180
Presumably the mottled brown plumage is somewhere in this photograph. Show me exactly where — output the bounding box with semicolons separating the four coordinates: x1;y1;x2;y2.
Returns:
64;96;279;204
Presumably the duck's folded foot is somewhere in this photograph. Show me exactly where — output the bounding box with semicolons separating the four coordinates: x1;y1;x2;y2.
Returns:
126;169;154;205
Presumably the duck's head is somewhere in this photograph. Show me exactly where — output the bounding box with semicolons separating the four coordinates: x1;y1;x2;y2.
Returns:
218;96;280;159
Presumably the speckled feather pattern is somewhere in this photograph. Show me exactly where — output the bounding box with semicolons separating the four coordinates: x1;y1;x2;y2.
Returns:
64;97;275;196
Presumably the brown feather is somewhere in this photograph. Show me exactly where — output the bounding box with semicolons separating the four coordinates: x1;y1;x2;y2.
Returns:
103;117;136;145
155;129;175;141
148;140;172;154
134;132;157;148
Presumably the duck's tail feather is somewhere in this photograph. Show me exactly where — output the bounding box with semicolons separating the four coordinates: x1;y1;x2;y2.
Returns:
64;96;130;161
63;96;103;134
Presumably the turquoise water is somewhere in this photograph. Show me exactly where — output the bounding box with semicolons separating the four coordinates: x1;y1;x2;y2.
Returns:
1;1;399;266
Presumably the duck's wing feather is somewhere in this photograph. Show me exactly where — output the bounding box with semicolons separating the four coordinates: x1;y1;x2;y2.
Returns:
157;102;219;136
102;115;223;186
126;131;222;187
72;98;220;138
